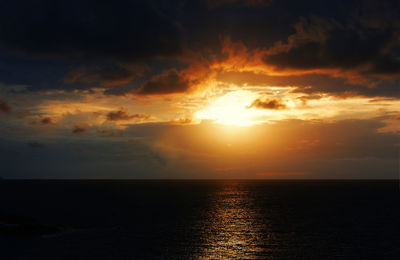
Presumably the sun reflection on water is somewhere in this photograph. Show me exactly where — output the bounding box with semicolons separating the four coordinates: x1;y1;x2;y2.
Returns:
198;181;269;259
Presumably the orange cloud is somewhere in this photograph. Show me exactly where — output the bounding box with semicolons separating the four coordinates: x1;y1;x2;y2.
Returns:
169;116;193;125
211;37;270;74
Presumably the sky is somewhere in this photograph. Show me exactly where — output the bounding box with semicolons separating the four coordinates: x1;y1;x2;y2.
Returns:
0;0;399;179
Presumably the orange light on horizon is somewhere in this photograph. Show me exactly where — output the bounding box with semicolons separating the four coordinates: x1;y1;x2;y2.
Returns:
257;171;310;177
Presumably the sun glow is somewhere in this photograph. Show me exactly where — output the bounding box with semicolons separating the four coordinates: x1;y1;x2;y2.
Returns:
192;86;400;128
194;90;265;126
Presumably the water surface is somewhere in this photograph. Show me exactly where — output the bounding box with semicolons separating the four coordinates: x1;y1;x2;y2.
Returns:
0;180;399;259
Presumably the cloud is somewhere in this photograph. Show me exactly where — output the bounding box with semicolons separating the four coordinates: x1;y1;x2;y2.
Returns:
137;70;190;95
64;64;148;87
27;142;45;149
216;61;400;99
41;117;53;124
263;17;400;79
208;0;273;8
136;62;214;96
72;125;89;134
169;117;193;125
14;110;30;119
0;98;12;114
0;138;167;179
123;118;399;178
0;1;182;63
247;98;286;109
96;129;123;137
0;0;399;100
29;117;54;125
106;110;150;121
0;117;398;179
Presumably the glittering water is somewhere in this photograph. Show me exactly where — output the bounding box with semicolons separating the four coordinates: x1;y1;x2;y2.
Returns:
0;180;399;259
196;182;267;258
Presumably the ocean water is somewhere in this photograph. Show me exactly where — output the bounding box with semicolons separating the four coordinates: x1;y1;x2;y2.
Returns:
0;180;399;259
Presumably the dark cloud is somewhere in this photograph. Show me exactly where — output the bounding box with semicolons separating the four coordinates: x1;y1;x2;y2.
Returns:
27;142;45;149
103;84;140;96
96;129;123;137
72;125;89;134
106;110;150;121
137;70;190;95
40;117;53;124
14;110;31;119
3;0;397;98
263;16;400;77
208;0;273;8
247;98;286;109
0;117;398;178
0;1;182;62
29;117;54;125
0;138;167;179
0;98;12;114
64;64;148;87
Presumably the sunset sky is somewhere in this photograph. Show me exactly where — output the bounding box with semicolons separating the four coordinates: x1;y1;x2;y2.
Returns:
0;0;399;179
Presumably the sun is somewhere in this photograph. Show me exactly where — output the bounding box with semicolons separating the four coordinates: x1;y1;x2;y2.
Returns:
194;90;265;126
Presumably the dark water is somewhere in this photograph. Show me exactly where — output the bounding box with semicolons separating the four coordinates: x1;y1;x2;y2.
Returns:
0;180;399;259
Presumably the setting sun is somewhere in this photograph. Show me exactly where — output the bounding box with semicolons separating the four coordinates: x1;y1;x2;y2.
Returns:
194;90;263;126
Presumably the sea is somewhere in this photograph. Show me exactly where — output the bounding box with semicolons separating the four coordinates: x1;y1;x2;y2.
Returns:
0;180;399;259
